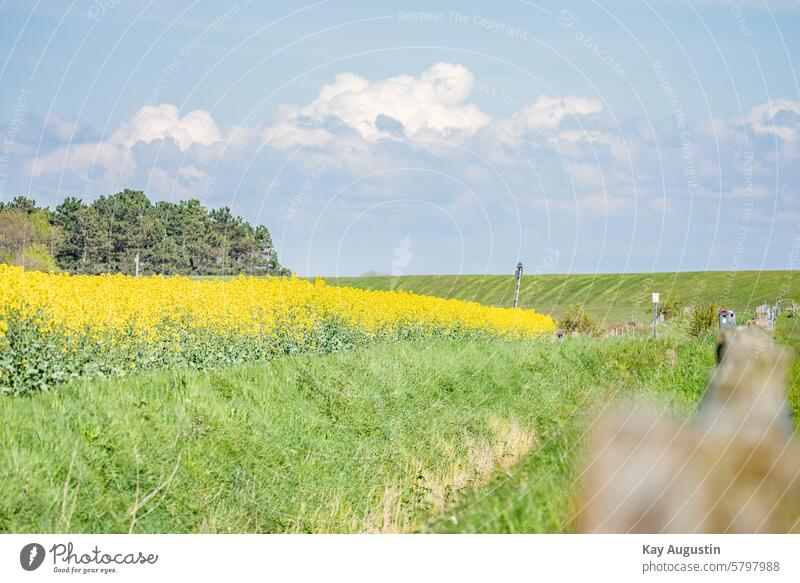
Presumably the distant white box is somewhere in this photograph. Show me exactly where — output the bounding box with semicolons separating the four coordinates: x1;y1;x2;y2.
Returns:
652;292;660;303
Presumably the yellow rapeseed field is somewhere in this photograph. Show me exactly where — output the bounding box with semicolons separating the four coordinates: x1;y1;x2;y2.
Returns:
0;264;554;341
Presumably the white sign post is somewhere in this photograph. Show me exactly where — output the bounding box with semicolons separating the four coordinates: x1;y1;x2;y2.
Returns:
652;292;660;339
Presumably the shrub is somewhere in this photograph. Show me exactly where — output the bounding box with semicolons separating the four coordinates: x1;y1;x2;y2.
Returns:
657;297;684;320
558;304;599;336
689;303;718;337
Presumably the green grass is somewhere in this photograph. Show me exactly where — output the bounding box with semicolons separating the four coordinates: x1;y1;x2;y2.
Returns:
324;271;800;325
1;334;718;534
5;313;800;534
776;314;800;418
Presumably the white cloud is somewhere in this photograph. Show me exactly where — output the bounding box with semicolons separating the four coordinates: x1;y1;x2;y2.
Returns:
558;129;629;164
512;95;603;130
263;62;490;146
111;104;221;151
745;98;800;142
29;141;132;181
262;106;335;149
568;163;606;188
178;164;211;182
23;66;799;242
30;104;222;181
43;113;81;141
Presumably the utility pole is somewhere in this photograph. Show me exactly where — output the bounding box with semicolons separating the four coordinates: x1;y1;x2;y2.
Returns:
513;262;523;308
652;292;659;339
135;253;140;277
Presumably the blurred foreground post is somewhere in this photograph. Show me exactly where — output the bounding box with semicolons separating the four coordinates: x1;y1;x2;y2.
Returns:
578;327;800;533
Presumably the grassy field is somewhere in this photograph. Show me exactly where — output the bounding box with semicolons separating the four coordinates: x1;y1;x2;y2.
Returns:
3;272;800;534
324;271;800;325
1;332;723;534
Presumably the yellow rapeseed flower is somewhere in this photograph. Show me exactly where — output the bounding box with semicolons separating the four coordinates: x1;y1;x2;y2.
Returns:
0;264;554;341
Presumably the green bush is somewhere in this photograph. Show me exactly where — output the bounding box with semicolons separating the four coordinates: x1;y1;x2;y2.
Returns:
557;304;599;336
688;303;718;337
658;297;684;320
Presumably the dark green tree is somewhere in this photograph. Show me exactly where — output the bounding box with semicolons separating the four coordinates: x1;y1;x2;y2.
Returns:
53;197;86;271
3;190;287;276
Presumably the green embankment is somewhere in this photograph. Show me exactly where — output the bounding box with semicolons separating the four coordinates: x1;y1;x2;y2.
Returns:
2;333;721;534
323;271;800;324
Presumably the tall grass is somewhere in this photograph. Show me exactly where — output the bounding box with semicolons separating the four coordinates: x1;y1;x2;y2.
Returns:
1;334;718;533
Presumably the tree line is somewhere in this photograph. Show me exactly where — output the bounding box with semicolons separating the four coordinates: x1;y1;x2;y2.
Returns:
0;189;288;276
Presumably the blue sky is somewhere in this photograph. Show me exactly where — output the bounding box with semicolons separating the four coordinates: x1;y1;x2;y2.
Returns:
1;0;800;276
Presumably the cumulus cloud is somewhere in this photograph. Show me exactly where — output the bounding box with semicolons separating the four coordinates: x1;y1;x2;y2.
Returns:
43;113;83;141
559;129;630;165
30;141;132;182
746;98;800;142
512;95;603;130
29;64;612;190
263;62;490;146
111;104;221;151
20;64;800;249
31;104;222;179
262;106;335;149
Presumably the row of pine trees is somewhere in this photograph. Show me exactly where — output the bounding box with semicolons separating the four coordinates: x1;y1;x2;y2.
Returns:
0;189;287;276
